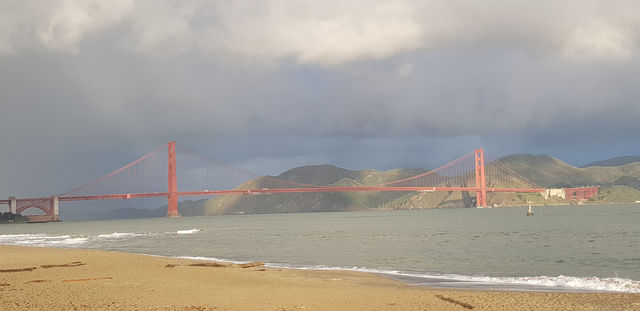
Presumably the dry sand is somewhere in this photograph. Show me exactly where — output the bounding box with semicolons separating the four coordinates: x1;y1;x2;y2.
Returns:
1;245;639;310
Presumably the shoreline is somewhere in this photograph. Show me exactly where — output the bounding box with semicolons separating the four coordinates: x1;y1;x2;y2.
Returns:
1;245;639;310
89;252;640;294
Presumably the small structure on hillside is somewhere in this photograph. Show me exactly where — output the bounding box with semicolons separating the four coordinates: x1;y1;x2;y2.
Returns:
563;187;599;202
541;187;599;202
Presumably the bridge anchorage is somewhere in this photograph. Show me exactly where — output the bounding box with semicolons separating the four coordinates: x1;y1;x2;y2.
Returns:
2;141;563;223
4;196;60;223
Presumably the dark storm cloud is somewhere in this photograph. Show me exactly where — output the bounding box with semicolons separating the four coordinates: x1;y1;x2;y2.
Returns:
1;0;640;198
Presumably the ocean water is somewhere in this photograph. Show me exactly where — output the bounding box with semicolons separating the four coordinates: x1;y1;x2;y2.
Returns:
1;204;639;293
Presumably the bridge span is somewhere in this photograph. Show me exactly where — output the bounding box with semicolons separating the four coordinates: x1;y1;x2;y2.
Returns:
1;142;555;222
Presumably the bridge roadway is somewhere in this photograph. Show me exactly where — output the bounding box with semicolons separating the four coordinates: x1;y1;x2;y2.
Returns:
0;186;544;203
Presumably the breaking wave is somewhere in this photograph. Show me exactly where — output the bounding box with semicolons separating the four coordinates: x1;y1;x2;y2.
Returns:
0;234;88;246
0;231;154;247
97;232;146;239
176;229;201;235
268;265;640;293
460;274;640;293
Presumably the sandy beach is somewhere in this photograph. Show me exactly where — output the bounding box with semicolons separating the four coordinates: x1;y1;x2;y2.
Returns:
0;245;638;310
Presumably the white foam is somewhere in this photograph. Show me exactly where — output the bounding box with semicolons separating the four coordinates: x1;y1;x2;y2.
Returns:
40;235;71;239
0;231;158;247
0;234;88;247
48;237;89;245
12;239;47;245
0;233;46;240
97;232;143;239
460;275;640;293
264;264;640;293
176;229;201;235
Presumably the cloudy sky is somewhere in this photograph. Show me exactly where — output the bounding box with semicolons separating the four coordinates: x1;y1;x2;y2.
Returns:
1;0;640;199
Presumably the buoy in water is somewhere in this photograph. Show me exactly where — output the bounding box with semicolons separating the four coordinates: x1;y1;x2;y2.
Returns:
526;204;534;216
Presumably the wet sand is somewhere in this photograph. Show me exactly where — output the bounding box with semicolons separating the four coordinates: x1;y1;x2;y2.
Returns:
1;245;639;310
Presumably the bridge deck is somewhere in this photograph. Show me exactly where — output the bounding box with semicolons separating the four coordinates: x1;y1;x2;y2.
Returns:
53;186;544;202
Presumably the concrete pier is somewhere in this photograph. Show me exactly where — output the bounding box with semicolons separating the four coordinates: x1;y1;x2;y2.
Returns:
52;195;59;221
9;196;17;214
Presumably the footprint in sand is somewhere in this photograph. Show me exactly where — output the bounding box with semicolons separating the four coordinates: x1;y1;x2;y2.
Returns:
0;267;36;273
435;294;475;310
41;261;86;268
61;277;112;283
165;262;265;269
0;262;85;273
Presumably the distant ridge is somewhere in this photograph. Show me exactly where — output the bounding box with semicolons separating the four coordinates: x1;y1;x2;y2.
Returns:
198;154;640;215
496;154;602;188
582;156;640;168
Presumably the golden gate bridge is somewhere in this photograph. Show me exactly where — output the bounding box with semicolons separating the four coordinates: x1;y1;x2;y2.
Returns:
0;142;545;222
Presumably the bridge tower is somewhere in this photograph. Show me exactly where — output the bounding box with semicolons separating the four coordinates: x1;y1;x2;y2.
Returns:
474;149;487;207
167;141;179;217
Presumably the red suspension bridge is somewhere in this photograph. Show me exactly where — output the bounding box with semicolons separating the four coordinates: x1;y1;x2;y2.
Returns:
1;142;547;222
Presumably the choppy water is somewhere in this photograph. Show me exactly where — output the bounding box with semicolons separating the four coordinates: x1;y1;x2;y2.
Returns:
1;204;639;293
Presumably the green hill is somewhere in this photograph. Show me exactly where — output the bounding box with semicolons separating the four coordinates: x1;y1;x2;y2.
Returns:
583;156;640;168
498;154;640;188
496;154;624;188
201;165;430;215
274;164;358;185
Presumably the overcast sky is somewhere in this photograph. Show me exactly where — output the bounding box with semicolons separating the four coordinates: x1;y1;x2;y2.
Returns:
1;0;640;199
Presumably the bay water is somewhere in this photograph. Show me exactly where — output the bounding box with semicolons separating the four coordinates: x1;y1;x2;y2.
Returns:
1;204;639;293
